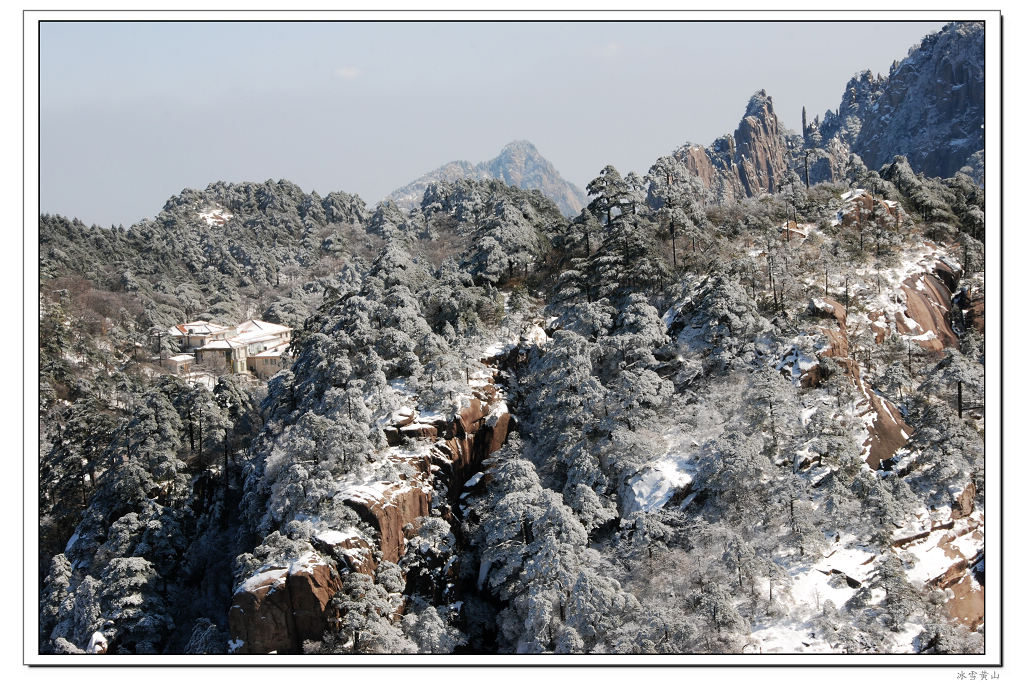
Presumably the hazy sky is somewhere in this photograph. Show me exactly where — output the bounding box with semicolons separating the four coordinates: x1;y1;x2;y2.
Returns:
40;20;948;227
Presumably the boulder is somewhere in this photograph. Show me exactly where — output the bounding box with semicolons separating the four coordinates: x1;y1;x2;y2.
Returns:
228;554;342;655
952;482;976;519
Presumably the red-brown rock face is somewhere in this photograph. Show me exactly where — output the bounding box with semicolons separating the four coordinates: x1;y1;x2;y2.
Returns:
899;272;959;352
862;391;913;470
674;90;789;201
805;296;913;469
228;554;342;655
343;484;432;564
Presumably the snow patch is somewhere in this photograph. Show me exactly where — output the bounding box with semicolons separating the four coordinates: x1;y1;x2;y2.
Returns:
198;207;233;226
624;454;694;515
314;528;363;546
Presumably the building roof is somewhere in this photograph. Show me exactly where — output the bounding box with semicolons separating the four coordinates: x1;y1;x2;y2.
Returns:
235;319;292;336
232;330;284;346
167;320;231;337
168;354;195;362
197;339;244;351
251;342;292;358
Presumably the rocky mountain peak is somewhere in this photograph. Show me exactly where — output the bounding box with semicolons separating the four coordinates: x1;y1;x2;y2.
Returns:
386;140;587;217
743;89;774;119
674;89;790;202
497;139;539;156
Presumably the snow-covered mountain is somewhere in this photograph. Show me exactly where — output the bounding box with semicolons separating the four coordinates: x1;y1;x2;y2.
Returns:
673;22;985;203
810;21;984;183
386;140;588;217
36;20;988;659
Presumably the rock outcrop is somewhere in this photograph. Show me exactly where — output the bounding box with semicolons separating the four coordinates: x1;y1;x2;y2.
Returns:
898;271;960;352
228;554;342;655
675;90;791;202
805;296;913;469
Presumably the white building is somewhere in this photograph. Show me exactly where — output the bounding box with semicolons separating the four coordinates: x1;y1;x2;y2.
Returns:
232;319;293;355
248;341;293;380
185;318;293;377
166;320;232;352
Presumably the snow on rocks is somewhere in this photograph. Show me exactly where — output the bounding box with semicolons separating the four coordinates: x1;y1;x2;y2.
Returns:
198;207;233;226
86;631;108;654
624;454;694;515
234;551;325;595
623;425;700;516
229;550;344;655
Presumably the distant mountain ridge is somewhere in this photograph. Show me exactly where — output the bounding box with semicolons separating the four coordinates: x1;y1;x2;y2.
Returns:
386;140;588;217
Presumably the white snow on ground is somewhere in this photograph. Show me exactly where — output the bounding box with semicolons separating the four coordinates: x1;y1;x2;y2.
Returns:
181;370;217;391
751;504;984;653
522;323;549;346
750;535;875;652
482;340;515;359
86;631;108;654
622;423;705;516
314;528;364;546
898;510;984;588
799;406;817;427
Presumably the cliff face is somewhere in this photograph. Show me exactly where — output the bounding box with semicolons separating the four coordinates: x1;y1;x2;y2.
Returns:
816;22;984;180
387;140;587;217
227;351;516;655
675;90;792;202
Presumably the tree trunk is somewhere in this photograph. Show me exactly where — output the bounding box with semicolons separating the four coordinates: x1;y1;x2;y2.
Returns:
958;380;963;419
